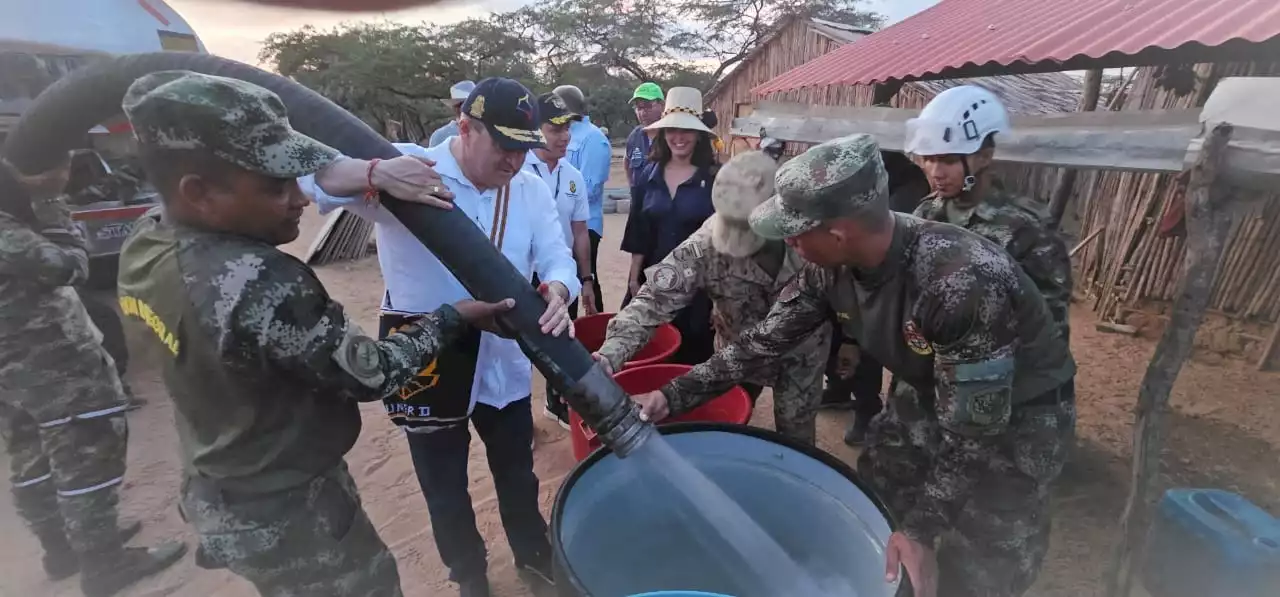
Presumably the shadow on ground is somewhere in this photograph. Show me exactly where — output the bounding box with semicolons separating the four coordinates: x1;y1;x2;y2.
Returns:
1033;411;1280;597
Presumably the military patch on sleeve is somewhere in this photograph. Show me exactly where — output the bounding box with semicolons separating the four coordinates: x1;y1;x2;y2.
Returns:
569;180;577;194
649;263;684;292
333;325;387;389
903;320;933;355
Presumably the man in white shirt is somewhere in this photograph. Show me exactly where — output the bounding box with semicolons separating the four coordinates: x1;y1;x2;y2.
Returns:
524;92;597;428
301;77;578;597
553;84;610;313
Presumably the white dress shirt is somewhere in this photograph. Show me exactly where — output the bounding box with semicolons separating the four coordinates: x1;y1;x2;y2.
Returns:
523;151;588;252
299;141;581;412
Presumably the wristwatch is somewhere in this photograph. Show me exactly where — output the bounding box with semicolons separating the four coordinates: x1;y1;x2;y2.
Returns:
579;274;596;284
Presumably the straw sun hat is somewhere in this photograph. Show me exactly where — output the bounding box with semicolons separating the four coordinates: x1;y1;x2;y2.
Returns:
644;87;715;135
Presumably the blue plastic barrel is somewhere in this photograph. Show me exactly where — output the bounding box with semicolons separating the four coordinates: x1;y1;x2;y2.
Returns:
550;423;899;597
1142;488;1280;597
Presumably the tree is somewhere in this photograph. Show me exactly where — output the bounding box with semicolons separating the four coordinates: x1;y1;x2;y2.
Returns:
260;19;540;141
256;0;882;140
675;0;883;80
508;0;679;82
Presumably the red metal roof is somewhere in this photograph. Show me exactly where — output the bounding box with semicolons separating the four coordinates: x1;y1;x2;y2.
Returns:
753;0;1280;94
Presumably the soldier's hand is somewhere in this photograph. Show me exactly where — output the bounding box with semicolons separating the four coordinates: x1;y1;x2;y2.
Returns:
631;390;669;422
537;281;574;338
885;531;938;597
628;277;643;298
454;298;515;336
371;155;455;209
591;352;614;376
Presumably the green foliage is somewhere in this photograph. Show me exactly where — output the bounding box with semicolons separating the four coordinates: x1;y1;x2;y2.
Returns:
257;0;879;141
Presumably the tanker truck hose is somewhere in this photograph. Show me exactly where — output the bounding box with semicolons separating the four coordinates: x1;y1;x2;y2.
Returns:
3;52;654;457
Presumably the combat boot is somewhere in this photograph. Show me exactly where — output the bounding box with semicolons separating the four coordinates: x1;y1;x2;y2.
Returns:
38;520;143;580
35;529;77;581
843;415;871;447
79;541;186;597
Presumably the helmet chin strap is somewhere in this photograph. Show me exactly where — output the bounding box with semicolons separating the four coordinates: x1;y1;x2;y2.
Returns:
961;154;978;192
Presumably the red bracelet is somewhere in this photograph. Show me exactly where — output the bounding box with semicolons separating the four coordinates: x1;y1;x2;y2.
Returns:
363;158;382;203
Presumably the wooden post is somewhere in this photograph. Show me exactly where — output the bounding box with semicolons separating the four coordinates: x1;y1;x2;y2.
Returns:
1258;319;1280;371
1103;123;1238;597
1047;69;1104;229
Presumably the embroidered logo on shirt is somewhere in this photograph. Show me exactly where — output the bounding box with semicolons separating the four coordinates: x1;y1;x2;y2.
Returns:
569;180;577;194
903;320;933;355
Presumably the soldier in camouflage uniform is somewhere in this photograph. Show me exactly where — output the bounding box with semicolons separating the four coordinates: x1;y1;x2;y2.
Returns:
594;151;830;444
906;85;1073;339
115;71;513;597
1;159;185;596
630;134;1077;597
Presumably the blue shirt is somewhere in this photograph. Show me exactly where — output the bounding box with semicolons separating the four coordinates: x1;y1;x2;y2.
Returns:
621;162;717;266
624;125;652;186
427;120;458;147
565;116;612;236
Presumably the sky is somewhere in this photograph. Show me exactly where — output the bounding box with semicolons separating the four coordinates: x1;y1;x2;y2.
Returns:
167;0;941;66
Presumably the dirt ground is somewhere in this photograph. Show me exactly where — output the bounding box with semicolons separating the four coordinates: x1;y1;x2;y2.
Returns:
2;206;1279;597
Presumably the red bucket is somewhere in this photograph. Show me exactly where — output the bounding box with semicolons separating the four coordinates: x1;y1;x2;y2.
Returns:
568;364;753;461
572;313;681;370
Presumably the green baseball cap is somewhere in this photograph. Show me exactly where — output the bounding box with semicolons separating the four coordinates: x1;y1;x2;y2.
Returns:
123;71;339;178
630;82;664;103
749;133;889;240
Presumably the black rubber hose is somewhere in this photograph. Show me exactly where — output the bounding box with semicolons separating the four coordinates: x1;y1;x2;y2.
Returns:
3;52;653;457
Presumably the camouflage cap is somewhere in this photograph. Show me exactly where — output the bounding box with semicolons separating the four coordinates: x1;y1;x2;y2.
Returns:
749;133;889;240
122;71;339;178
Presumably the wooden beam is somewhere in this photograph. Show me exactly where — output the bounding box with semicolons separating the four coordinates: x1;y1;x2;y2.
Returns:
1104;123;1240;597
732;104;1280;185
1047;69;1103;229
732;104;1204;173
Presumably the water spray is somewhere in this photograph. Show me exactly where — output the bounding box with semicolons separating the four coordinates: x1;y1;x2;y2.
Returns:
2;52;655;457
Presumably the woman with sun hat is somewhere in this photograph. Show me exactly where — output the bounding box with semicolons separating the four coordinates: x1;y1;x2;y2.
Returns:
619;87;719;365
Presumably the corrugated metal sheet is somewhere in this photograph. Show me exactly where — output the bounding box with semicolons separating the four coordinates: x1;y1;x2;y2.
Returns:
754;0;1280;94
304;209;375;266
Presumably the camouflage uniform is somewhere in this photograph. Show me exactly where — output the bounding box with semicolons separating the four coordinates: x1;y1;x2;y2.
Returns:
116;71;459;597
914;190;1073;340
601;151;829;444
661;134;1078;597
0;192;131;561
597;222;830;444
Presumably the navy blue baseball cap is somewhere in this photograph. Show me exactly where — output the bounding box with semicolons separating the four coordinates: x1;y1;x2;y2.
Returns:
461;77;544;151
537;92;577;125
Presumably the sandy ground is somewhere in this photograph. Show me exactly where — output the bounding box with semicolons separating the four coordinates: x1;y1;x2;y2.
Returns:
3;203;1280;596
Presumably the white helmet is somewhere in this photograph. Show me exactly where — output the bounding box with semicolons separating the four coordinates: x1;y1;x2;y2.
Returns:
904;85;1010;156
